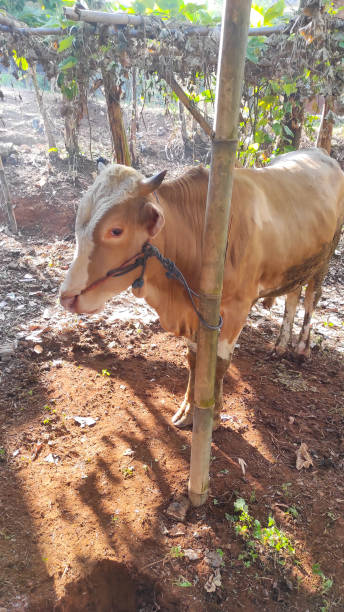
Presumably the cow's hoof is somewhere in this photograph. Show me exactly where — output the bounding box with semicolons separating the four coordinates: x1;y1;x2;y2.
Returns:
273;343;289;358
172;402;193;428
294;339;311;359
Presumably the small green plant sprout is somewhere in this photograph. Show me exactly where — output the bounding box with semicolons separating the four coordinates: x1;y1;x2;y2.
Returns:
173;576;192;587
249;489;256;503
0;448;5;460
43;405;52;411
312;563;333;595
170;545;184;559
287;506;299;519
101;368;110;376
42;418;51;426
216;548;225;565
121;466;135;478
326;511;338;524
220;468;229;475
232;497;295;567
233;498;251;537
213;498;219;505
28;390;33;396
111;515;119;523
282;482;292;497
261;517;295;553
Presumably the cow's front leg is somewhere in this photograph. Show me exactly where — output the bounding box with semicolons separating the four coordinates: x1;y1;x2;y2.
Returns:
172;342;231;430
172;344;196;428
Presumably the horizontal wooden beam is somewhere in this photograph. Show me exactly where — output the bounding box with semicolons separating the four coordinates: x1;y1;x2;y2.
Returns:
0;24;63;35
64;7;144;26
64;7;285;37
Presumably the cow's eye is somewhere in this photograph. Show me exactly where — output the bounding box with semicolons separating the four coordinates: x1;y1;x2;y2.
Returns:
111;228;123;236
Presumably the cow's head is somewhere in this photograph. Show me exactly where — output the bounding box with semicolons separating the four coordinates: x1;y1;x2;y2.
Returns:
60;163;166;314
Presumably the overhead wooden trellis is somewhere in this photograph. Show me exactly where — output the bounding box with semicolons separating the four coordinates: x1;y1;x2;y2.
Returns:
0;3;343;165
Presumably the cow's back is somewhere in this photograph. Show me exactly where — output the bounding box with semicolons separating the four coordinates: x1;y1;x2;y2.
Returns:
223;149;344;301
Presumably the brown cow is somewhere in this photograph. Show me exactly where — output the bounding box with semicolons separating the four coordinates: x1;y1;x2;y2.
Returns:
60;149;344;428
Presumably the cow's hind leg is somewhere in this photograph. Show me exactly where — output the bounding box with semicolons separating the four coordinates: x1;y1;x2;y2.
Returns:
274;287;301;356
295;274;323;359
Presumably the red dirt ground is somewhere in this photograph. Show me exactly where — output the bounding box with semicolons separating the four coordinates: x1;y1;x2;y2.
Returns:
0;88;344;612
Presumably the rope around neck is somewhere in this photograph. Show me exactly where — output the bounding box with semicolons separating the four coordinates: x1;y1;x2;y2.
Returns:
107;242;223;332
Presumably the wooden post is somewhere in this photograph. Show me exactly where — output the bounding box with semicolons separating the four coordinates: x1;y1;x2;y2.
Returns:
0;156;17;233
130;68;138;166
30;63;57;158
101;64;131;166
188;0;252;507
316;95;334;154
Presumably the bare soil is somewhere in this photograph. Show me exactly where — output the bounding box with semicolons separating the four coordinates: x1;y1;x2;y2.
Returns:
0;87;344;612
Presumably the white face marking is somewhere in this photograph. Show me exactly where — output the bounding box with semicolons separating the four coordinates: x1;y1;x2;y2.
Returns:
61;164;145;298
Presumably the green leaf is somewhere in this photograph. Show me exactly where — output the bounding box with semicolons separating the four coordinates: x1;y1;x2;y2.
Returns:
263;0;285;25
283;124;294;137
174;578;192;587
272;122;282;136
58;56;77;71
58;35;74;52
246;37;266;63
234;498;248;514
283;82;297;96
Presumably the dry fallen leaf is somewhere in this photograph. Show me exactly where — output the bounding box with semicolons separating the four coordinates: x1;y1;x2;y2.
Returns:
183;548;201;561
204;568;222;593
33;344;43;354
296;443;313;470
238;457;247;476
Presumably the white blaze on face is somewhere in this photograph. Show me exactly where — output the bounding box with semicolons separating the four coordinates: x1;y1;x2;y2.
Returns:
61;164;145;298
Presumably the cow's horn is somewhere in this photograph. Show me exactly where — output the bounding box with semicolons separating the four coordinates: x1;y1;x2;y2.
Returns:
140;170;167;195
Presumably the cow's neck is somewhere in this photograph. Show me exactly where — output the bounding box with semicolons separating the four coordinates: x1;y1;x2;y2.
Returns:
135;170;208;338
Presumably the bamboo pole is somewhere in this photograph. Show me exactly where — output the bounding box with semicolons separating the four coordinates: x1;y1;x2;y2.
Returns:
188;0;252;507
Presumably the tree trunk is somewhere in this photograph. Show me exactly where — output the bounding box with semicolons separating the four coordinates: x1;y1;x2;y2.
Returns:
30;63;57;158
101;64;131;166
279;94;304;151
316;95;334;154
0;156;17;233
161;70;212;138
179;101;189;157
129;68;138;166
61;95;79;157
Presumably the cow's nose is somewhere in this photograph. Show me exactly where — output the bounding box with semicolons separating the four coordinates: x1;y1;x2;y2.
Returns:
60;294;78;312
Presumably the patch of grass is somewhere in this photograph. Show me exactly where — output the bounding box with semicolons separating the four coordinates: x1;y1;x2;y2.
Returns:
312;563;333;595
229;497;295;568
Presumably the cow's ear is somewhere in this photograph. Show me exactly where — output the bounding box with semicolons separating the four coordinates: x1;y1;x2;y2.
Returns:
141;202;165;238
96;157;109;174
140;170;167;196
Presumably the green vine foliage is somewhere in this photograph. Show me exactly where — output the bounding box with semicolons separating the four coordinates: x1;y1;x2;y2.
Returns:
1;0;343;163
